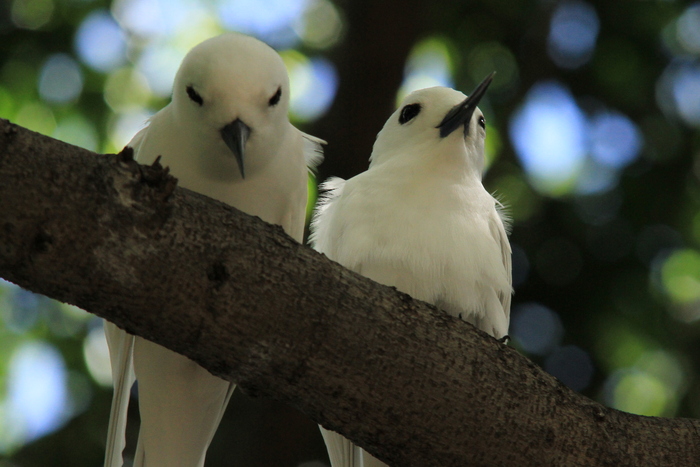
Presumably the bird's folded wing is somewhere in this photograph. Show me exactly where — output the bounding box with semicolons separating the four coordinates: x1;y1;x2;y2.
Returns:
301;132;326;171
489;203;512;321
103;322;136;467
131;336;234;467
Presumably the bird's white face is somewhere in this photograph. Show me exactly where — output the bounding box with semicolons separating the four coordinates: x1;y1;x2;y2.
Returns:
370;83;491;175
171;33;291;178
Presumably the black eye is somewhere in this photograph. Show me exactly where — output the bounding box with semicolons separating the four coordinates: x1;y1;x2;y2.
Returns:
268;87;282;106
186;85;203;106
398;103;421;125
478;116;486;129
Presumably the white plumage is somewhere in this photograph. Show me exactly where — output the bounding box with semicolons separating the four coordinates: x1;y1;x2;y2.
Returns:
310;75;511;467
103;32;323;467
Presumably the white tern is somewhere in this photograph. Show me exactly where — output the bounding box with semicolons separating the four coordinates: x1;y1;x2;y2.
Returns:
310;74;512;467
103;32;323;467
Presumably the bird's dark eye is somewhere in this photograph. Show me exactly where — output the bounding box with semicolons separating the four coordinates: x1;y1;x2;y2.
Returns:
186;85;203;106
268;87;282;106
398;103;421;125
478;116;486;129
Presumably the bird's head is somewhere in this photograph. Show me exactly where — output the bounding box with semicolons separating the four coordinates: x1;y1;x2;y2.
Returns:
370;73;494;175
171;33;291;179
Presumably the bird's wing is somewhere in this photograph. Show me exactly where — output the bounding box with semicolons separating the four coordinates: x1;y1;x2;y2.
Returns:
309;176;346;255
103;322;135;467
489;199;512;321
301;131;326;172
131;336;234;467
312;178;391;467
124;119;151;157
320;428;388;467
320;427;362;467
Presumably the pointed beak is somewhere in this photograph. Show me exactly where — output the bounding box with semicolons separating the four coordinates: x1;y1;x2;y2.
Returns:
437;72;495;138
220;118;250;179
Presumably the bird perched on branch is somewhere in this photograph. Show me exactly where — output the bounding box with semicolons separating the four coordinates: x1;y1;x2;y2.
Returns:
310;74;511;467
103;32;323;467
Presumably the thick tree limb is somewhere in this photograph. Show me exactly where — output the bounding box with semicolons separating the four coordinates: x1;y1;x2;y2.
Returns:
1;118;699;466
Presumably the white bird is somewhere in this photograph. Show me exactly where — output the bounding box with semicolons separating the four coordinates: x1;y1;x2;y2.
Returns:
310;75;512;467
103;32;323;467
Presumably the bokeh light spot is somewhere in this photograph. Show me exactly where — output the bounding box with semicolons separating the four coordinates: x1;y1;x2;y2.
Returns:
46;303;90;338
107;110;153;152
104;68;152;112
547;0;600;69
676;3;700;55
637;350;687;395
398;37;455;101
53;114;99;151
657;60;700;128
75;10;127;73
1;287;39;334
484;124;502;170
136;44;186;98
293;0;344;49
0;342;68;452
660;248;700;304
217;0;308;47
671;63;700;126
574;157;619;195
282;51;338;122
509;81;586;196
112;0;205;38
589;111;642;169
38;54;84;104
83;325;113;387
595;323;655;372
14;102;56;136
605;369;672;416
11;0;54;30
466;41;519;98
511;303;563;356
0;86;15;119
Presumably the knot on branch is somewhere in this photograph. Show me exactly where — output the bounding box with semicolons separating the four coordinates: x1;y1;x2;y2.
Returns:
140;156;178;202
207;261;230;288
114;148;178;204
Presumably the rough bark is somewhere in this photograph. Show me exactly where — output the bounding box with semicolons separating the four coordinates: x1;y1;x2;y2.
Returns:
1;118;699;466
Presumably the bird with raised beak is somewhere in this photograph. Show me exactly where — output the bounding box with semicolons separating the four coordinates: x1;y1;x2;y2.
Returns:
311;73;512;467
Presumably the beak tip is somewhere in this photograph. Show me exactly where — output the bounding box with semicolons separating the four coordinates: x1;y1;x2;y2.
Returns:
437;72;494;138
220;118;250;179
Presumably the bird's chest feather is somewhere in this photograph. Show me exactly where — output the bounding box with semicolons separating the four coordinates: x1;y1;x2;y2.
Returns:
339;179;496;273
136;121;306;235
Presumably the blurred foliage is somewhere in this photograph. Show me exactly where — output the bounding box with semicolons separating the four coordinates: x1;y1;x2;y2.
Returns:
1;0;700;466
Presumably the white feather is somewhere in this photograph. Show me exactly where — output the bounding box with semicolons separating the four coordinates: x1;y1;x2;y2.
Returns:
311;85;511;467
103;32;322;467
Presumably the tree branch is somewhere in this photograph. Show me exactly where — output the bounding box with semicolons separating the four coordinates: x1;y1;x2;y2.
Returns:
1;118;699;466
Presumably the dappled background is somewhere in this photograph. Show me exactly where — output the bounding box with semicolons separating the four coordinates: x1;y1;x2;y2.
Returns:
1;0;700;465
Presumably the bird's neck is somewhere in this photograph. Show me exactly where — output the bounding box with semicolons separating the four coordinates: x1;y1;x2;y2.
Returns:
381;147;483;185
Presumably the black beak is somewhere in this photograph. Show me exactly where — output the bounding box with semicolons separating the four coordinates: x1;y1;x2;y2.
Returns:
220;118;250;179
437;72;494;138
